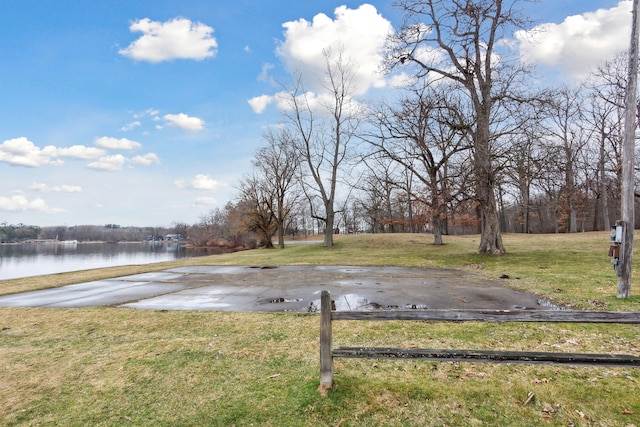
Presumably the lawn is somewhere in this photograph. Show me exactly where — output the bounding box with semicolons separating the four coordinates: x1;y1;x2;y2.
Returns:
1;232;639;426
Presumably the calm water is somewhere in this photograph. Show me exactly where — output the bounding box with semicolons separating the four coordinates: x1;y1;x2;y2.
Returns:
0;242;217;280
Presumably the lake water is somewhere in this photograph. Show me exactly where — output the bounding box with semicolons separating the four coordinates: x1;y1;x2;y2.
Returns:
0;242;220;280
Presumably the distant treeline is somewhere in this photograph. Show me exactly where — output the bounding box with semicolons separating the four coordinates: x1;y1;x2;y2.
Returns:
0;223;41;243
0;223;188;243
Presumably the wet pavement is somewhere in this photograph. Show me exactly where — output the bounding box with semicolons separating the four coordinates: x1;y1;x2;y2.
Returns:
0;265;554;312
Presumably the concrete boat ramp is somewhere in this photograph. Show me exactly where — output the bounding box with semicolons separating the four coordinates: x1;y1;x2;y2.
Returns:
0;265;553;312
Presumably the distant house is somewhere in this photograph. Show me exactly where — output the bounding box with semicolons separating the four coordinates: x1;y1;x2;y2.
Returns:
165;234;181;241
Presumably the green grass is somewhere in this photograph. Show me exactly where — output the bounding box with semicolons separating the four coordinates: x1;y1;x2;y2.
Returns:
1;232;640;426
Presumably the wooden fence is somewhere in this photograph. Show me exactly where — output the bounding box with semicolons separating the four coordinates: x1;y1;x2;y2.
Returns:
319;290;640;393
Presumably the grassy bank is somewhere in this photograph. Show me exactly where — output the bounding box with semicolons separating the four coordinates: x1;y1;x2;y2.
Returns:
1;232;639;426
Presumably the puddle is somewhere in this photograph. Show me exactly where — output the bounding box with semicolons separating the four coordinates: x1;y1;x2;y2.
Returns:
258;297;303;304
338;268;369;273
308;294;430;312
404;303;428;309
334;294;369;310
537;298;568;310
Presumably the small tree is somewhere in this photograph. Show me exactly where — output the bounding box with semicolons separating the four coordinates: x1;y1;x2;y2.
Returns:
237;176;278;248
253;128;300;248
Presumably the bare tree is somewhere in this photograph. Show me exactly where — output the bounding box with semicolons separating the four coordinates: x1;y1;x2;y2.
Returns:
237;176;278;248
388;0;533;254
253;128;301;248
366;83;472;244
501;115;546;233
357;154;406;233
283;49;362;247
542;86;589;233
197;208;229;243
584;53;631;231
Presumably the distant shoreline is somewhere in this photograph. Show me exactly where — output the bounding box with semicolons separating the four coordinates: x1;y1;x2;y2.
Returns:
0;240;178;245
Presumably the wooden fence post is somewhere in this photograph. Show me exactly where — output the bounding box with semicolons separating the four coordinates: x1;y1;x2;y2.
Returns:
319;290;333;394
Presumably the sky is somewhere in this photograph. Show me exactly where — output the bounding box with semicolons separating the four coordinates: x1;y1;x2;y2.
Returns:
0;0;632;228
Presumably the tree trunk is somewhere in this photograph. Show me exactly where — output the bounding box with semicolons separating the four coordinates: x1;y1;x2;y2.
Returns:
565;153;578;233
569;206;578;233
432;215;443;246
323;207;335;247
475;113;505;254
599;134;610;231
277;220;285;249
430;174;444;245
478;190;504;254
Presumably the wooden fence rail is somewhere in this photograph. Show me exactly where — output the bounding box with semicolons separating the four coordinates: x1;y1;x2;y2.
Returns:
319;290;640;393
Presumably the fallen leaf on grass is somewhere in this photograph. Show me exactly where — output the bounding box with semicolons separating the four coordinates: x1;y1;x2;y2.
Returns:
533;378;550;384
464;368;487;378
622;409;634;415
542;402;560;414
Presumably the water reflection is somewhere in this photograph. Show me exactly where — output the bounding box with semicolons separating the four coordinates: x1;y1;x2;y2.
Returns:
308;293;430;312
0;242;222;280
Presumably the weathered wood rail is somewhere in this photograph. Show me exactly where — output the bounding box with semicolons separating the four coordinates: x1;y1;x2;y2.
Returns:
319;290;640;392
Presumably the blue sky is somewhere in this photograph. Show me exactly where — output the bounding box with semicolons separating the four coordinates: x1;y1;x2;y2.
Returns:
0;0;630;227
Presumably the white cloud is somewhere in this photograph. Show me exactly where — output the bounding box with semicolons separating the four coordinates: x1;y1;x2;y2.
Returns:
248;94;273;114
57;145;106;159
0;193;64;213
86;152;159;171
163;113;205;131
29;183;83;193
192;174;221;190
276;4;393;95
388;72;414;88
175;174;224;191
94;136;142;150
121;121;141;131
258;62;275;82
0;138;110;167
87;154;128;171
271;87;367;118
515;0;632;80
130;153;160;166
0;137;58;167
133;108;160;119
119;17;218;62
